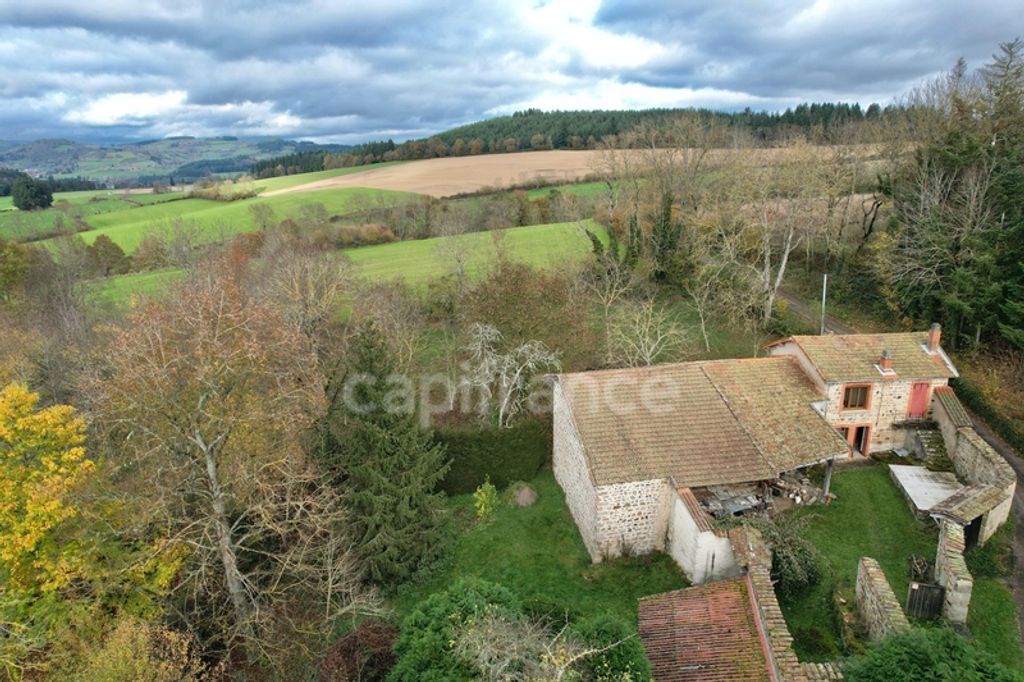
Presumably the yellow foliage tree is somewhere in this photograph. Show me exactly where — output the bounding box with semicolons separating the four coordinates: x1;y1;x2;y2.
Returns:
0;383;93;592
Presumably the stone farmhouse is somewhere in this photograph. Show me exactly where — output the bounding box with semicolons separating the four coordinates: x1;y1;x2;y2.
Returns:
552;325;1012;590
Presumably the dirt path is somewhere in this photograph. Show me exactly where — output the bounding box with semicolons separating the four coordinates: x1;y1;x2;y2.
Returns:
777;289;856;335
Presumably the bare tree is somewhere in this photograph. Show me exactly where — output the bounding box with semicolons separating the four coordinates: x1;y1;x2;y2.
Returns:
462;323;560;427
351;281;426;373
255;246;349;349
607;298;691;367
454;610;629;681
86;269;377;668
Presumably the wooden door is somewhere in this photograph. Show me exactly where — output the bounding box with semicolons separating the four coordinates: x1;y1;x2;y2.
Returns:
908;382;931;419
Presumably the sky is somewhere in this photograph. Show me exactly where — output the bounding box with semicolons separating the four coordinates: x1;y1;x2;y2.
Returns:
0;0;1020;144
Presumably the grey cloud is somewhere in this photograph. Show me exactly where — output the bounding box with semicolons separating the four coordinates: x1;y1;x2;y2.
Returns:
0;0;1020;143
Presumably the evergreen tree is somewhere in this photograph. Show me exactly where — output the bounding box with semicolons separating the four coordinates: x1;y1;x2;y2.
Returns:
87;234;132;277
650;192;683;282
319;321;450;587
11;177;52;210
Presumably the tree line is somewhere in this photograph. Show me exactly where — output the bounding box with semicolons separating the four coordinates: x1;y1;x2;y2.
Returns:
252;101;901;178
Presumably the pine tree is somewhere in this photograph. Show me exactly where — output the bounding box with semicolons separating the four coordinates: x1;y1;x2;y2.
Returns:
320;321;450;587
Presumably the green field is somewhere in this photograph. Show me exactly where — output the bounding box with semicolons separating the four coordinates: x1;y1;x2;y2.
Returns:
525;180;608;200
91;220;600;307
392;469;688;621
48;187;409;253
1;164;407;249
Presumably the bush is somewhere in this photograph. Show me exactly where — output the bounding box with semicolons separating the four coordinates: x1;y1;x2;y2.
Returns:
473;477;499;521
389;577;519;681
63;617;205;682
842;627;1024;681
319;620;397;682
753;516;823;599
572;614;652;681
434;418;550;495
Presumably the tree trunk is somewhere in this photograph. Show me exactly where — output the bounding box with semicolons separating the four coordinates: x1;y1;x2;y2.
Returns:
202;437;252;641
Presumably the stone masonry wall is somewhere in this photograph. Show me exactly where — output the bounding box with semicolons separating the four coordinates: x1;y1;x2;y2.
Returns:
935;520;973;624
594;478;672;558
932;393;1015;544
821;378;948;454
856;557;910;641
552;382;602;560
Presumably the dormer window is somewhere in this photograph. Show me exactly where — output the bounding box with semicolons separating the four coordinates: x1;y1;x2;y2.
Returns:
842;384;871;410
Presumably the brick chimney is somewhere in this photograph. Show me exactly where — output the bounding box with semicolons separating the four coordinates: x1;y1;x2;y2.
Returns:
927;323;941;354
879;349;893;371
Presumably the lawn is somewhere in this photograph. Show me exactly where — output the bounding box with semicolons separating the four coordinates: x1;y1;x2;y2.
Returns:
779;464;938;661
392;469;689;622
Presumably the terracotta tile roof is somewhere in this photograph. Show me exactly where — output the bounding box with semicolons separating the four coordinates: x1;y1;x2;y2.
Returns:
703;359;850;474
557;357;848;487
768;332;957;382
638;578;773;682
677;488;713;532
933;386;972;428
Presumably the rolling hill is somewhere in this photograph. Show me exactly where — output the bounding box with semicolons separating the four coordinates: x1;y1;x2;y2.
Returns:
0;137;349;184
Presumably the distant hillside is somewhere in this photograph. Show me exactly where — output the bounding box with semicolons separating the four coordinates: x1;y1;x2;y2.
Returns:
254;102;891;179
0;137;351;186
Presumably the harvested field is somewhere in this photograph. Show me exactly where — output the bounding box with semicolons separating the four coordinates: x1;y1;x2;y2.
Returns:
261;150;604;198
262;145;888;199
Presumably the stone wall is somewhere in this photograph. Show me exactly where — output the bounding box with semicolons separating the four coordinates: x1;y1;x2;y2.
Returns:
931;390;1015;544
594;478;672;558
935;520;973;624
666;489;738;584
552;382;602;559
855;557;910;641
820;378;948;454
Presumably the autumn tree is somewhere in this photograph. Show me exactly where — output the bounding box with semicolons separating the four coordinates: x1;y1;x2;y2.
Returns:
86;234;131;277
0;383;93;672
87;269;374;666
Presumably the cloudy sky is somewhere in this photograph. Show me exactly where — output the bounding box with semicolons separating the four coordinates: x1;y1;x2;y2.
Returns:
0;0;1019;144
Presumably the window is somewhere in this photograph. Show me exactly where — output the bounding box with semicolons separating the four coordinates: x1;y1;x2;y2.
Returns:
843;384;870;410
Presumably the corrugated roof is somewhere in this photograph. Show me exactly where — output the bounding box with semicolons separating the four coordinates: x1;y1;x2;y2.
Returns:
639;579;773;682
770;332;956;382
557;357;848;487
934;386;972;428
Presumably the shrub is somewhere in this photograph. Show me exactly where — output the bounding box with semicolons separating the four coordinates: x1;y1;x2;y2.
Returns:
473;477;499;521
433;418;550;494
319;620;397;682
753;516;823;599
389;577;519;681
64;617;205;682
572;614;652;681
842;627;1024;681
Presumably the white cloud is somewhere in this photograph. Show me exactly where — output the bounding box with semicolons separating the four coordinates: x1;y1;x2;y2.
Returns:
64;90;187;125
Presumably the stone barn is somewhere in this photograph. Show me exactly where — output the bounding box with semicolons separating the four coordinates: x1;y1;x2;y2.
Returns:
552;356;850;584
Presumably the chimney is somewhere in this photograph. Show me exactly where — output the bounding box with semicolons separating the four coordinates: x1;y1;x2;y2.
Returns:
927;323;941;354
879;349;893;371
